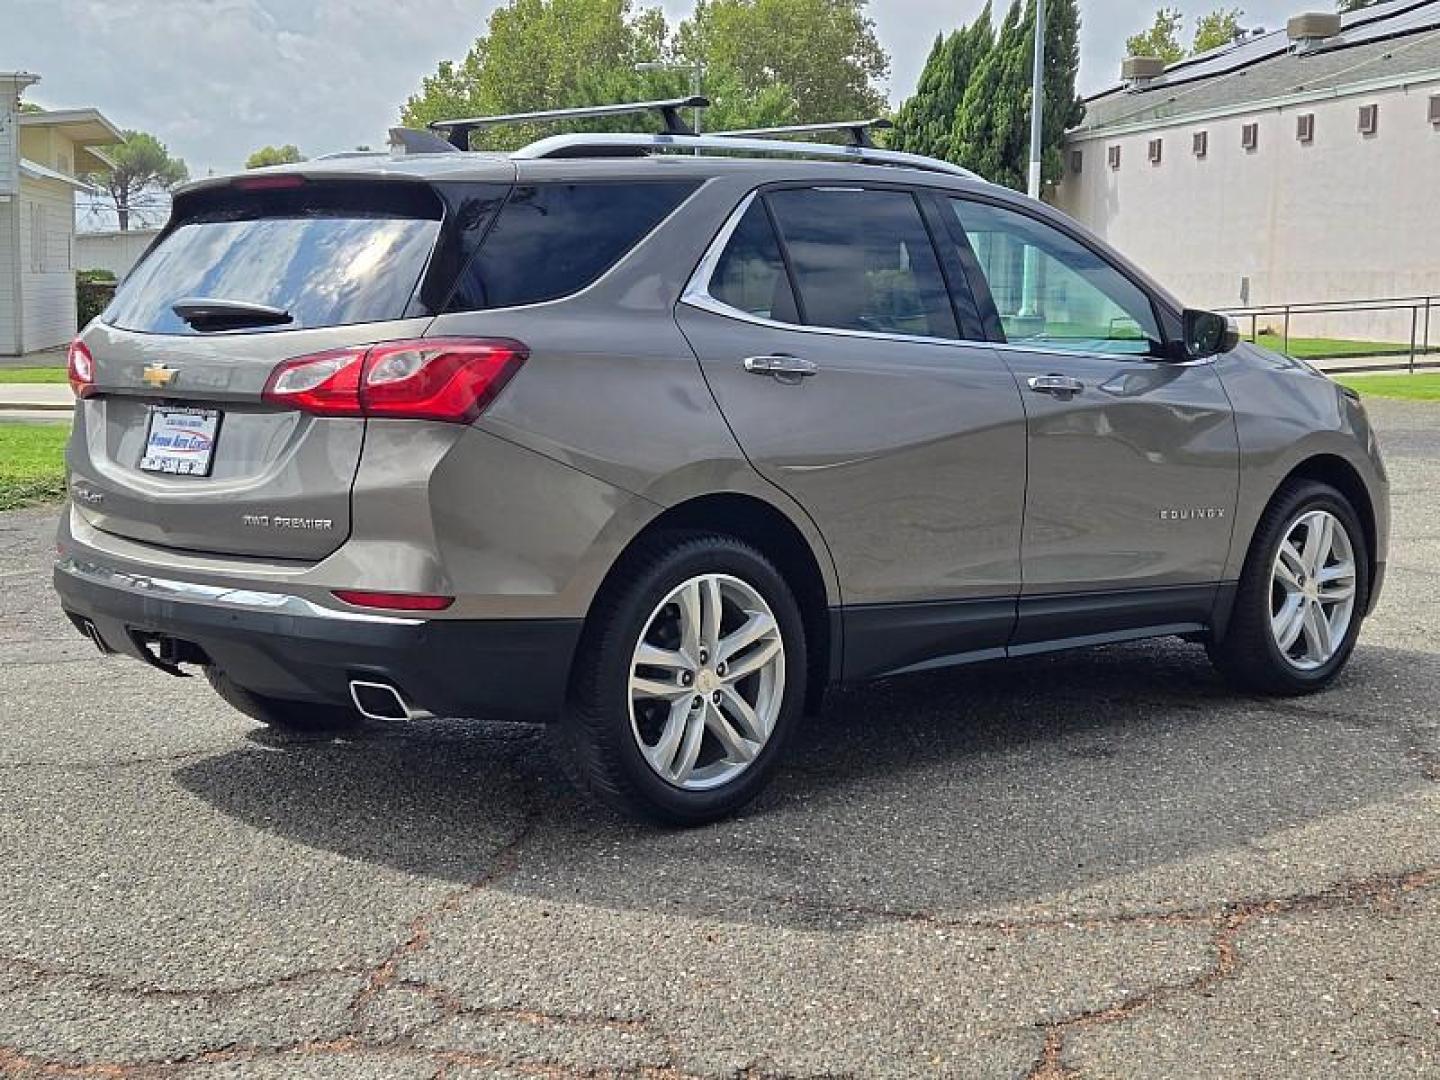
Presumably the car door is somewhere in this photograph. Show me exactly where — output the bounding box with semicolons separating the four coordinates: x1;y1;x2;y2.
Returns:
675;184;1028;679
937;195;1240;649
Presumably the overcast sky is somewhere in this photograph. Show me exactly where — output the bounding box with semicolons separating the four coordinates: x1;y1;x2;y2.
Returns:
7;0;1305;178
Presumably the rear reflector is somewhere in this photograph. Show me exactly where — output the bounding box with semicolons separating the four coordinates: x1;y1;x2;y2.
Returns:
262;338;526;423
332;589;455;611
67;338;95;399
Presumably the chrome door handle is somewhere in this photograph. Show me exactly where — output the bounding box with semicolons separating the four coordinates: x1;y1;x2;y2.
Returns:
1028;374;1085;396
744;355;818;379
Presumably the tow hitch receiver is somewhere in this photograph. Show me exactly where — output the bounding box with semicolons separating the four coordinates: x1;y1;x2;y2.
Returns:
127;631;206;678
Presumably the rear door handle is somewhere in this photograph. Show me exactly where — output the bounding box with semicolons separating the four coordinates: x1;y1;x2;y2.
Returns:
1027;374;1084;397
744;355;818;379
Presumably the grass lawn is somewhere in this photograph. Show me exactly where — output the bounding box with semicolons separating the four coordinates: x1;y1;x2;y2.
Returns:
0;366;69;384
0;423;69;510
1335;374;1440;402
1252;334;1435;360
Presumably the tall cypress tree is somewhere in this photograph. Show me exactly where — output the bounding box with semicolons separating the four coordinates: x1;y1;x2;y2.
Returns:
953;0;1084;193
891;7;994;162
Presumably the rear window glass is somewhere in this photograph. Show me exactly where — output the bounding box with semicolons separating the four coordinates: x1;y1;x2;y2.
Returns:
446;180;699;312
105;181;442;335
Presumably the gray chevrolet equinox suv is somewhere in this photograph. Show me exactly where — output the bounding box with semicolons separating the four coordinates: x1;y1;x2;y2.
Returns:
54;105;1389;824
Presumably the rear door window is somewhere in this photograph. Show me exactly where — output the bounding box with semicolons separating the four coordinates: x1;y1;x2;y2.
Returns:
765;188;959;340
446;180;700;311
708;199;800;323
105;180;444;335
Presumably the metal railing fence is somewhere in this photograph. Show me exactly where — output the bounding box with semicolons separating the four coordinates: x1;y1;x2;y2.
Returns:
1217;294;1439;374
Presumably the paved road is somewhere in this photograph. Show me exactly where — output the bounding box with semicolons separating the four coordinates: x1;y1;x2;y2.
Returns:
1;399;1437;1079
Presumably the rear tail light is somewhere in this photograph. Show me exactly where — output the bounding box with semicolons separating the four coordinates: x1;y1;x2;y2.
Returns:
332;589;455;611
262;338;526;423
67;339;96;399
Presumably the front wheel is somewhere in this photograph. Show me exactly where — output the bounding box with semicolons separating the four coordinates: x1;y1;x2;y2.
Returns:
1209;480;1369;695
554;533;807;826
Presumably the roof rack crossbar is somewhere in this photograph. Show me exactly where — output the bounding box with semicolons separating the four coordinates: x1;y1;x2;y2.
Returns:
510;132;983;181
713;117;895;148
429;96;709;148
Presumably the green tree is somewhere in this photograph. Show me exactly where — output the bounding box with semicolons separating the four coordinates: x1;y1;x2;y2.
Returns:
400;0;670;148
1125;7;1185;63
1194;8;1245;53
400;0;889;147
953;0;1083;192
891;6;994;161
86;130;188;231
674;0;889;123
245;144;305;169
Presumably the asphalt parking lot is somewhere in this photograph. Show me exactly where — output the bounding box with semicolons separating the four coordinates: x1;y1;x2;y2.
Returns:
1;397;1437;1079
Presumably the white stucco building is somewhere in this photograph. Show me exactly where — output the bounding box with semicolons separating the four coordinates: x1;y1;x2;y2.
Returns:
1055;1;1440;340
1;72;121;355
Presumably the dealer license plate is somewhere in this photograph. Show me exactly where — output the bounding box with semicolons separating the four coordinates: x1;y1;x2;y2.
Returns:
139;407;221;477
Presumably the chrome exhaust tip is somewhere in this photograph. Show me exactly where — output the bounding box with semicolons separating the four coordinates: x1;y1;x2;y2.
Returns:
349;679;423;721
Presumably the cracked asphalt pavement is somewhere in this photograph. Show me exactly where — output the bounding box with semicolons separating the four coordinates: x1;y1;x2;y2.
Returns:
1;398;1437;1078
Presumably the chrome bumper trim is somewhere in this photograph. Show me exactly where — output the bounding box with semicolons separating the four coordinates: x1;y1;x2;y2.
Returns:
55;557;423;626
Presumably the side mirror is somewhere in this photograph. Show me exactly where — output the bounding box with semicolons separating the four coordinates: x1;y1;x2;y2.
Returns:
1182;309;1240;359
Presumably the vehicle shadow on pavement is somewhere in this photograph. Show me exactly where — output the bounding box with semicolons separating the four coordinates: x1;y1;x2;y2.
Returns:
173;637;1437;924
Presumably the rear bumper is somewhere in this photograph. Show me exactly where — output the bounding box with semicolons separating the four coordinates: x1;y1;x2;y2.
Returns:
54;556;582;722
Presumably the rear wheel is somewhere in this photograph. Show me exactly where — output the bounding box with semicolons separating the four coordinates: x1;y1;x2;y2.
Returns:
204;666;360;732
1209;480;1368;695
555;533;806;826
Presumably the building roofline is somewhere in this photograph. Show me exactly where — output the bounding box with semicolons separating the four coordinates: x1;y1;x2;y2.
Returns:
20;107;123;146
1066;67;1440;142
20;157;100;192
1085;0;1440;106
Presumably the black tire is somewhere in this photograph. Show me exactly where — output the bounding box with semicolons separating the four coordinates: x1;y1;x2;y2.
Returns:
1208;479;1369;696
204;666;361;732
554;531;808;826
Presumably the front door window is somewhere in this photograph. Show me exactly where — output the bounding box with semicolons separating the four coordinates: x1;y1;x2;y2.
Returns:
949;199;1162;356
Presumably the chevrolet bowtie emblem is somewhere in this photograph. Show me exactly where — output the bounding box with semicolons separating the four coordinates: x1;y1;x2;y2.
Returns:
141;362;177;389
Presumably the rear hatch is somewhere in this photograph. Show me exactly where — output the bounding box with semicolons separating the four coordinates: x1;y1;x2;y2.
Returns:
69;176;449;560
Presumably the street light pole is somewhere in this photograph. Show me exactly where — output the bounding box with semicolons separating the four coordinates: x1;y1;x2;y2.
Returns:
1027;0;1046;199
1019;0;1047;322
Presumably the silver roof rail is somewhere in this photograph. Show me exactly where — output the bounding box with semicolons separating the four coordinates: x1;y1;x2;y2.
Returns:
713;117;894;148
511;132;984;181
430;96;709;149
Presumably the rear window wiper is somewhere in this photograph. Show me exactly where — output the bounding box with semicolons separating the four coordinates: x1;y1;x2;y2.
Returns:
172;297;293;332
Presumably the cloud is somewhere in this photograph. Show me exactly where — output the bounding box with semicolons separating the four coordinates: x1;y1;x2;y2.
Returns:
5;0;1307;180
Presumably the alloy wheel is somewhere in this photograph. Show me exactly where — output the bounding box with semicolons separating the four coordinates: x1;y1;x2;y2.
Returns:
628;573;786;790
1269;509;1358;671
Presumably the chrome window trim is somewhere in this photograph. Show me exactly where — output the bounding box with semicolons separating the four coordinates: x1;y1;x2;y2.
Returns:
680;189;1203;361
55;557;423;626
679;189;971;350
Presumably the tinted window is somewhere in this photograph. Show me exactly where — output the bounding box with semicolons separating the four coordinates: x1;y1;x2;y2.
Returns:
106;181;442;334
709;199;799;323
765;188;958;339
950;199;1161;355
448;180;698;311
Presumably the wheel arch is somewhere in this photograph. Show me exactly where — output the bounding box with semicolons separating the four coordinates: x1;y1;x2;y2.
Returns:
577;492;837;715
1276;453;1378;600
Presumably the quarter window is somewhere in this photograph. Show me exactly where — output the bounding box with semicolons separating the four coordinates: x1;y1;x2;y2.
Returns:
949;199;1161;356
764;188;958;339
447;180;698;312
